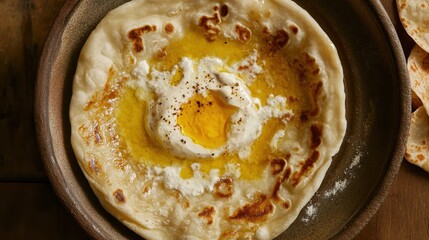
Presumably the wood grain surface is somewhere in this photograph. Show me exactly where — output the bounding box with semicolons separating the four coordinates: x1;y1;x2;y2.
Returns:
0;0;427;239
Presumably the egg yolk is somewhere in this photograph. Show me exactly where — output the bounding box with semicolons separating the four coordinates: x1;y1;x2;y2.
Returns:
177;91;237;149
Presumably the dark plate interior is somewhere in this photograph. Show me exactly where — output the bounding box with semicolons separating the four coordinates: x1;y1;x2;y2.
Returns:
35;0;410;239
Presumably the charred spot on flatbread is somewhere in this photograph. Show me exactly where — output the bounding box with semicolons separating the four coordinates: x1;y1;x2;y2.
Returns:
85;153;103;175
220;4;229;17
128;25;157;52
292;151;320;187
270;157;287;175
235;24;252;42
229;194;274;223
198;206;216;225
198;11;221;41
113;189;126;204
164;23;174;34
405;106;429;172
214;177;234;198
262;27;290;53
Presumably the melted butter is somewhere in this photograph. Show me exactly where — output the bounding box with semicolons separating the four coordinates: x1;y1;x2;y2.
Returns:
149;30;256;71
115;89;237;177
116;29;309;180
152;29;308;113
249;52;306;110
170;66;183;86
116;87;286;180
116;88;174;167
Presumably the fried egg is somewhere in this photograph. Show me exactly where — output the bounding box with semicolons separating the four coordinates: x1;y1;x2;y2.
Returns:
140;54;291;159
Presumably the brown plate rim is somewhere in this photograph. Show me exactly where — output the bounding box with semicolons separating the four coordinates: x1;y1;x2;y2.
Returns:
332;0;410;239
35;0;111;238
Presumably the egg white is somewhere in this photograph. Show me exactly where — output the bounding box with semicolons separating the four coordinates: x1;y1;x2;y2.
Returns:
132;51;292;159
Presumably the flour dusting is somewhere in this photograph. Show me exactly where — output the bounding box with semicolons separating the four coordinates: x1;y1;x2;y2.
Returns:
301;145;366;223
301;203;318;223
324;179;348;198
348;151;362;170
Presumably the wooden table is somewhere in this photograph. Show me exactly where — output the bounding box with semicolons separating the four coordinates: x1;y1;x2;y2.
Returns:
0;0;427;239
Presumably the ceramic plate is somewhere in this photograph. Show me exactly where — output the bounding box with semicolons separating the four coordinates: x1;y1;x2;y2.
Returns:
35;0;410;239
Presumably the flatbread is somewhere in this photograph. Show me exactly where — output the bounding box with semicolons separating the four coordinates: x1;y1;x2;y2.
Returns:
405;106;429;172
406;44;429;172
397;0;429;53
69;0;346;239
408;44;429;114
412;90;423;111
